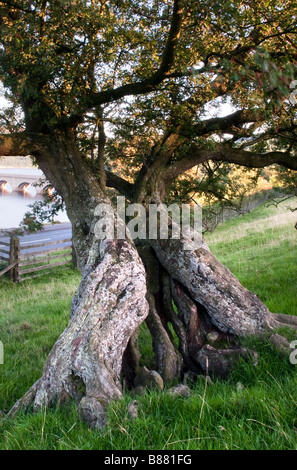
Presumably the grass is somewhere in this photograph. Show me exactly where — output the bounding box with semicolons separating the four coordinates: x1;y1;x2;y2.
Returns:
0;267;81;411
0;197;297;450
204;197;297;315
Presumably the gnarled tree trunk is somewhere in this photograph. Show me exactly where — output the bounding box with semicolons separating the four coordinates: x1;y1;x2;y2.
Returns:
8;137;297;428
9;213;148;428
8;134;150;428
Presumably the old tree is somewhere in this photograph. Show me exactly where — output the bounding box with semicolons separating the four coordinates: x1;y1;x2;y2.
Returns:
1;0;297;427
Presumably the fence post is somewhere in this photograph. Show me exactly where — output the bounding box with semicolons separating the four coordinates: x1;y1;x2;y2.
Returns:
10;237;20;283
14;238;20;283
9;237;14;281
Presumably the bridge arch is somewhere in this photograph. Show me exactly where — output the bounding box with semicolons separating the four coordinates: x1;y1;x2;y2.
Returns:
42;184;55;196
0;180;12;193
16;182;37;196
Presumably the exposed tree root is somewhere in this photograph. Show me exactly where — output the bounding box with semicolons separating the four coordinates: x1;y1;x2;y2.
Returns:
272;313;297;330
142;235;297;380
7;230;296;429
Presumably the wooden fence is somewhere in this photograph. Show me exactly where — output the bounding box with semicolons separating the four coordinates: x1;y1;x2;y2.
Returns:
0;236;72;282
0;239;15;279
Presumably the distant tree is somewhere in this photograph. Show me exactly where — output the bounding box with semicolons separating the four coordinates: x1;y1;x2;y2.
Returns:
1;0;297;428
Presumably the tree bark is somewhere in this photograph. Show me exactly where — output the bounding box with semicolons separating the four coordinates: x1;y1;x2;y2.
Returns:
150;236;274;337
9;219;148;428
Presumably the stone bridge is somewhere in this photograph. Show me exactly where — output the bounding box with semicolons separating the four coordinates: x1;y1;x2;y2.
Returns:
0;169;51;195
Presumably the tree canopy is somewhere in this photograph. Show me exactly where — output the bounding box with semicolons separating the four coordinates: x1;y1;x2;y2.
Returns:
0;0;297;203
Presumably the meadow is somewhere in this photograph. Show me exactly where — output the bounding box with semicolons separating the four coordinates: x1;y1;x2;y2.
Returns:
0;197;296;450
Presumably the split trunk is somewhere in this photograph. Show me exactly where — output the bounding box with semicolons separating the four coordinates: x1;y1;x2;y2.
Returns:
8;135;297;428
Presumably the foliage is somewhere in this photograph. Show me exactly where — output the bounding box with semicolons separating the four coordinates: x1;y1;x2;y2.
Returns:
20;188;64;232
0;0;297;190
0;0;296;230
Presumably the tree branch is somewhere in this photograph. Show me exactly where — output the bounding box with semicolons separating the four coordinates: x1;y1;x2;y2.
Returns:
154;0;184;79
166;144;297;181
185;109;264;138
105;170;134;200
69;0;185;123
96;106;107;190
217;147;297;171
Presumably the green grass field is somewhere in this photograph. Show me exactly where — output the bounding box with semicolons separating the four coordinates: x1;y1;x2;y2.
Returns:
0;197;296;450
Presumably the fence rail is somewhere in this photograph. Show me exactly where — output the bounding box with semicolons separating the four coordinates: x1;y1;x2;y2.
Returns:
0;240;10;271
0;239;10;264
0;262;16;277
0;236;72;282
0;240;11;246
